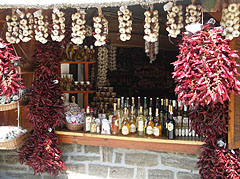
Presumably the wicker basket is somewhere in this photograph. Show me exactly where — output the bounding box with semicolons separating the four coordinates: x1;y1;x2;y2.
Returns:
0;101;18;111
65;121;83;131
0;130;30;150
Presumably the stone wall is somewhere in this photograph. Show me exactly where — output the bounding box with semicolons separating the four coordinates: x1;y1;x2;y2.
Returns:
0;144;200;179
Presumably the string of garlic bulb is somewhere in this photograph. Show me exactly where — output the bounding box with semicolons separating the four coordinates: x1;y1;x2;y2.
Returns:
118;6;132;41
143;9;159;42
51;9;65;42
97;47;108;87
71;9;86;45
220;3;240;40
18;10;33;42
108;46;117;71
33;11;49;44
185;4;202;25
93;7;108;47
6;11;20;44
166;5;183;38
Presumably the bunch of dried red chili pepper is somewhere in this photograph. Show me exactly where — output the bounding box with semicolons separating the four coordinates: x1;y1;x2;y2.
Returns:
173;25;240;178
172;25;240;107
18;41;66;176
0;39;25;99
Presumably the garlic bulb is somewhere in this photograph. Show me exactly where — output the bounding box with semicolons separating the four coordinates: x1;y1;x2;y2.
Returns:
71;9;86;45
220;3;240;40
109;46;117;71
185;4;202;26
51;9;65;42
6;12;20;44
166;5;183;38
118;6;132;41
18;10;33;42
93;8;108;46
143;9;159;43
34;11;49;44
97;46;108;87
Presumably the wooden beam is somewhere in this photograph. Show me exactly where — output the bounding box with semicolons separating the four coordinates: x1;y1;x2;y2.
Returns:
55;129;204;154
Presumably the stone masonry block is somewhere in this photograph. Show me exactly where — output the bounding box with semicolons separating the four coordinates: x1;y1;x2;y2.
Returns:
161;156;198;171
177;172;201;179
148;169;174;179
5;172;42;179
109;166;134;179
102;147;113;163
88;164;109;178
84;145;100;154
0;165;27;171
60;143;74;153
114;153;123;164
136;167;146;179
65;164;85;174
125;153;158;167
5;154;19;164
70;155;100;162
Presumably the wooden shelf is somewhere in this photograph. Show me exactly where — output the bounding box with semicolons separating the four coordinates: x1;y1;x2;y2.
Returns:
60;61;96;64
55;128;204;154
63;90;95;94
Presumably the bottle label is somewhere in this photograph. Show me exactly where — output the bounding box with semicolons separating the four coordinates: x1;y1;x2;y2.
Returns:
168;123;174;132
181;128;185;136
146;126;153;135
173;117;177;122
175;128;179;136
130;124;136;133
177;116;182;123
85;117;91;131
188;129;192;137
183;117;188;124
178;128;182;137
138;121;144;132
122;126;129;135
96;126;100;133
90;123;97;133
114;119;119;126
185;128;189;137
192;130;195;137
153;127;159;136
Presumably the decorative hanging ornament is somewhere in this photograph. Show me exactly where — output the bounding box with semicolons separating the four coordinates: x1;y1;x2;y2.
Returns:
118;6;132;41
16;9;33;42
5;9;20;44
33;10;49;44
51;8;65;42
143;6;159;42
97;46;108;87
166;4;183;38
185;4;202;26
220;3;240;40
93;7;108;46
71;9;86;45
143;5;159;63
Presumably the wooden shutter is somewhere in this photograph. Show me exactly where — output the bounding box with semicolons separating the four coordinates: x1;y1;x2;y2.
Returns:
229;38;240;149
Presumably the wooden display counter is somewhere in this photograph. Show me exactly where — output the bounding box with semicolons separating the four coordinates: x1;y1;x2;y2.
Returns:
55;128;204;154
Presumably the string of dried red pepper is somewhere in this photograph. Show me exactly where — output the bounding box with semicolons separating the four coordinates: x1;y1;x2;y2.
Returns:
18;41;66;176
173;25;240;178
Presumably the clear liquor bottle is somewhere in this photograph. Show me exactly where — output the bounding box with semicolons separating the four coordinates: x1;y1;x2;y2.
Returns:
176;101;182;137
153;108;162;137
84;106;92;132
146;107;154;136
121;107;130;136
137;106;145;136
182;105;189;138
172;100;178;137
129;106;137;134
111;103;119;135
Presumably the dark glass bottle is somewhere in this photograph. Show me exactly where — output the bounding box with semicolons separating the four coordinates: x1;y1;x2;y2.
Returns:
167;105;175;140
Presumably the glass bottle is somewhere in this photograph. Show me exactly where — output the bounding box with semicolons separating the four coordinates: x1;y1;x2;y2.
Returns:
137;106;145;136
146;107;154;136
160;98;165;136
131;97;136;116
153;108;162;137
119;97;124;132
172;100;178;137
90;109;97;133
177;101;182;138
121;107;130;136
111;103;119;135
129;106;136;134
84;106;92;132
182;105;189;138
137;96;141;116
144;97;148;129
164;98;169;136
167;105;175;140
